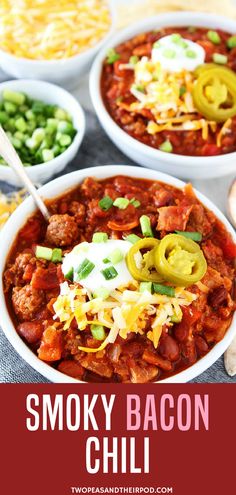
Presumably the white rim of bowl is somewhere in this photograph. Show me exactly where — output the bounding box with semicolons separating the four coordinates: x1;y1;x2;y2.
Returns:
0;164;235;383
90;11;236;167
0;0;116;66
0;79;86;175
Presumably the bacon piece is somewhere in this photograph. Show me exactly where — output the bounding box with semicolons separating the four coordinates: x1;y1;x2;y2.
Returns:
31;265;59;290
157;205;193;232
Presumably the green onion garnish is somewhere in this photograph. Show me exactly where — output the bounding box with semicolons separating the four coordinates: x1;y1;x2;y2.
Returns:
140;282;153;293
92;232;108;243
103;257;110;264
93;287;110;300
91;324;106;341
125;234;141;244
212;53;228;64
51;248;62;263
175;230;202;242
113;197;129;209
35;245;53;261
227;35;236;49
101;266;118;280
140;215;153;237
159;140;173;153
153;284;175;297
163;48;176;59
107;48;120;64
129;55;139;65
76;258;95;280
98;196;113;211
207;30;221;45
186;49;197;58
65;267;74;281
130;197;141;208
107;248;123;265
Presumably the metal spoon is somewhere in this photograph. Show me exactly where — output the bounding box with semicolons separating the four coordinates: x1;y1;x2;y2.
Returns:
0;125;50;221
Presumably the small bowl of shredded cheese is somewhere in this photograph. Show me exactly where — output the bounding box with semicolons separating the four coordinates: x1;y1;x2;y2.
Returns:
0;0;115;87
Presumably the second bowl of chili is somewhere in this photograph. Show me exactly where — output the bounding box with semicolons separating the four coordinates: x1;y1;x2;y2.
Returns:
90;12;236;179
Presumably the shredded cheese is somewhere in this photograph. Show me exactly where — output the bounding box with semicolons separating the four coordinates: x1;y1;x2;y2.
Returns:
0;189;26;229
53;282;198;352
0;1;111;60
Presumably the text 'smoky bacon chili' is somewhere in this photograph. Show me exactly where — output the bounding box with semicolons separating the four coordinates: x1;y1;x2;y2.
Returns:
3;175;236;383
101;27;236;156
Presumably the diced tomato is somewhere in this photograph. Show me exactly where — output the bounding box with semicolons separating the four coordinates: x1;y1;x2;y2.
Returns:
182;306;202;325
38;327;62;361
31;266;59;290
221;237;236;260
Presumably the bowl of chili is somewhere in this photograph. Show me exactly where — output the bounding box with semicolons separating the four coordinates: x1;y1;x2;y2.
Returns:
0;165;235;383
90;12;236;179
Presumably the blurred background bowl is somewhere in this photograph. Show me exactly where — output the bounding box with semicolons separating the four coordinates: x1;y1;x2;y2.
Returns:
90;11;236;180
0;0;115;89
0;79;85;186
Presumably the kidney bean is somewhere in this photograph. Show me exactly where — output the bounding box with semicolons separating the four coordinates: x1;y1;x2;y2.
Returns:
158;335;180;362
195;336;209;357
17;321;43;344
208;285;228;309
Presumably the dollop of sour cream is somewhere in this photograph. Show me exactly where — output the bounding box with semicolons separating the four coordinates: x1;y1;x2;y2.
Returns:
62;240;133;293
151;34;205;72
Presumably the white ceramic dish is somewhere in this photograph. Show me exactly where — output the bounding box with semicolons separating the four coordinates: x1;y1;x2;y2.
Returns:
0;1;115;88
90;12;236;180
0;164;235;383
0;80;86;186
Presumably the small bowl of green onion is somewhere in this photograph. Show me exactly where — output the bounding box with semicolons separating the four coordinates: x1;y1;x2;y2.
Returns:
0;79;85;186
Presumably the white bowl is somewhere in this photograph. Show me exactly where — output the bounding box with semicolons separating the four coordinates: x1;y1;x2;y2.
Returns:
0;79;86;186
0;165;235;383
0;1;115;88
90;12;236;180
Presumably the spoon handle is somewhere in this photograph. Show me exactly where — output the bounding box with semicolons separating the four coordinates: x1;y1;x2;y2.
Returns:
0;125;50;221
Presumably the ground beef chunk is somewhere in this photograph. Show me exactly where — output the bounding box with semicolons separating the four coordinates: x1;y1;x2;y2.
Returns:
12;285;45;321
80;177;103;199
45;214;79;247
68;201;86;226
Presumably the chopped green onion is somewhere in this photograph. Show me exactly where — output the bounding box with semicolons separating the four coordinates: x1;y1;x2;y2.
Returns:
159;140;173;153
130;197;141;208
207;30;221;44
186;49;197;58
101;266;118;280
133;84;145;93
140;215;153;237
140;282;153;293
3;89;25;105
179;86;186;97
103;258;110;264
107;248;123;265
35;245;52;261
171;33;182;43
51;248;62;263
65;267;74;281
212;53;228;64
91;325;106;341
98;196;113;211
113;197;130;210
93;287;110;299
76;258;95;281
227;35;236;49
107;48;120;64
125;234;141;244
163;48;176;59
153;283;175;297
92;232;108;243
153;41;161;48
129;55;139;65
4;101;17;114
42;149;54;162
175;230;202;242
